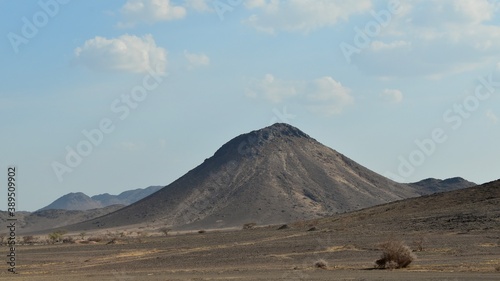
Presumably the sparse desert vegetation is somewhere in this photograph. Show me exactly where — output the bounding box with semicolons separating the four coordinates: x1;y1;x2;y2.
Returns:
314;259;328;269
375;240;416;269
48;230;67;243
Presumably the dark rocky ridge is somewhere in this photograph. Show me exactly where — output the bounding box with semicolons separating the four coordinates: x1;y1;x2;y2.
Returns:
410;177;476;195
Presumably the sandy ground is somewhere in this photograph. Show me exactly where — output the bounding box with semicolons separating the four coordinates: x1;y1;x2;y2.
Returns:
1;226;499;280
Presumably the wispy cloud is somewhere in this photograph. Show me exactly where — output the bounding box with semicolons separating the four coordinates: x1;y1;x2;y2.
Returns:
381;88;403;103
245;74;298;103
118;0;186;27
246;74;353;116
352;0;500;78
184;50;210;69
243;0;372;34
306;77;353;116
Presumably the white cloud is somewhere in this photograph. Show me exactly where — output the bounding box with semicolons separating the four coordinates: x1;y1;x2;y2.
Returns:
246;74;353;116
74;34;167;74
486;110;499;124
119;0;186;27
381;89;403;103
243;0;372;33
184;0;212;12
245;74;298;103
184;50;210;69
306;77;353;115
352;0;500;78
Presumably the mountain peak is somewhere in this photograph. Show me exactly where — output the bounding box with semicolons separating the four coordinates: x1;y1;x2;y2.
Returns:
211;123;312;160
258;123;311;139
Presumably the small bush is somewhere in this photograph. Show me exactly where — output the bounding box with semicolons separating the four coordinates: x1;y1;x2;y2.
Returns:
243;223;257;230
314;259;328;269
48;230;67;243
62;237;75;244
198;230;206;234
23;235;36;244
375;241;416;269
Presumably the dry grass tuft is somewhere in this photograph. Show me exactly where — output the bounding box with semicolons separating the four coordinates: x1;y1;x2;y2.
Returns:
314;259;328;269
375;240;416;269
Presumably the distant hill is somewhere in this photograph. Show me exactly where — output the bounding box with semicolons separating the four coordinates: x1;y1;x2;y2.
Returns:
38;192;101;211
0;205;125;234
91;186;164;206
410;177;476;195
66;123;422;232
39;186;163;211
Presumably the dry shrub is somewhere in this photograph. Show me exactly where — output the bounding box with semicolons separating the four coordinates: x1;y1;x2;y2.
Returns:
62;236;75;244
198;230;206;234
314;259;328;269
22;235;37;244
375;240;416;269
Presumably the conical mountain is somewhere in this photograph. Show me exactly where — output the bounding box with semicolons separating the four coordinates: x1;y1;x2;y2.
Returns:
68;123;420;231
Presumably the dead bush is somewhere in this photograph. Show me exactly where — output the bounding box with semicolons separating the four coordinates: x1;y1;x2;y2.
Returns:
63;237;75;244
22;235;37;245
314;259;328;269
375;240;416;269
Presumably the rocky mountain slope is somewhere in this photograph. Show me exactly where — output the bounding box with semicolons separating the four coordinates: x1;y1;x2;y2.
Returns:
67;123;423;231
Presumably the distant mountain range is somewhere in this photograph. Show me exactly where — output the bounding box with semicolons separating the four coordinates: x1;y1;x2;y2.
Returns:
38;186;163;211
64;123;476;232
410;177;476;195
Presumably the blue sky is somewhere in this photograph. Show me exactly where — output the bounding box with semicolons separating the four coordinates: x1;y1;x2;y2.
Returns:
1;0;500;211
